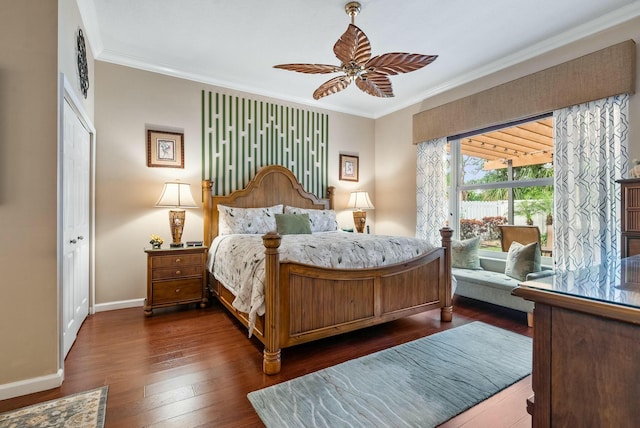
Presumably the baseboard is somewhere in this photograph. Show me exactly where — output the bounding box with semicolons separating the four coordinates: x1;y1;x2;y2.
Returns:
94;298;145;312
0;369;63;401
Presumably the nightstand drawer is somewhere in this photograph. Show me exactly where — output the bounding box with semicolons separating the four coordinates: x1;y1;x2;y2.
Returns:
152;266;202;280
152;278;202;304
152;254;202;268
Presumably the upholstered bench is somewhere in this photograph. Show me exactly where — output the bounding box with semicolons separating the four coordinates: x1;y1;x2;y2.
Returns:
450;237;553;327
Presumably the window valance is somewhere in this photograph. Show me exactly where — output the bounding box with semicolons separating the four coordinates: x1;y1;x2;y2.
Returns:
413;39;636;144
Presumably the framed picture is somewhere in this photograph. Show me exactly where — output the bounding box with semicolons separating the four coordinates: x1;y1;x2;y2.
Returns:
339;154;359;182
147;130;184;168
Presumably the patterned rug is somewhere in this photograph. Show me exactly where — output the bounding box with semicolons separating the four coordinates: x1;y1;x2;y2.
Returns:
0;386;108;428
248;322;532;428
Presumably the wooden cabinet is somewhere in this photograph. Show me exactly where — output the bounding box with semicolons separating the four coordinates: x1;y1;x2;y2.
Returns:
618;178;640;257
144;246;208;316
513;264;640;427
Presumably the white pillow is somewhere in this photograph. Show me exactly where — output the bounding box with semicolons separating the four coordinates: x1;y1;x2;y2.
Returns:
504;241;541;281
284;206;338;233
217;204;283;235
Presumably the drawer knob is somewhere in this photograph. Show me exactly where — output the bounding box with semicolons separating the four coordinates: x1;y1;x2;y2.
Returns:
175;288;181;293
175;270;181;275
175;258;182;263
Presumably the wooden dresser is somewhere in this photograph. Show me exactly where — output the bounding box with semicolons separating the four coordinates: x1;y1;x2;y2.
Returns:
618;178;640;257
513;260;640;427
144;246;208;316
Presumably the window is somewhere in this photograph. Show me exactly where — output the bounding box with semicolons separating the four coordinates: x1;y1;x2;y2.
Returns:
448;115;554;256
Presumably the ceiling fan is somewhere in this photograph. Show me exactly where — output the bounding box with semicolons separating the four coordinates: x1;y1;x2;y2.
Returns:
274;1;438;100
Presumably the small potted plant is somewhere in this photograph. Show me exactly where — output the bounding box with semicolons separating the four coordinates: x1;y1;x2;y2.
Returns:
149;234;163;249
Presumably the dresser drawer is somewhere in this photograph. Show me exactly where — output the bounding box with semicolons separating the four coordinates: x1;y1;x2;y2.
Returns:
152;266;202;280
152;278;202;304
152;254;202;269
622;235;640;258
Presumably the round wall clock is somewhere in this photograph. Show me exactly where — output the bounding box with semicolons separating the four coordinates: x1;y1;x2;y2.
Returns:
77;28;89;99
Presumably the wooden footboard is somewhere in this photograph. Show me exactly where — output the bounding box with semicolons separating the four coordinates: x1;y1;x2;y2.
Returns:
261;227;452;374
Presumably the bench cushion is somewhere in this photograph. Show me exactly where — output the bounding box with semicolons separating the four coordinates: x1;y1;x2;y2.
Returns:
452;255;553;315
452;262;539;314
452;267;519;291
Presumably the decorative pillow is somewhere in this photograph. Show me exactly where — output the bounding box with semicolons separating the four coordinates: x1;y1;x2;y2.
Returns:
451;237;482;270
505;241;542;281
217;204;283;235
275;213;312;235
284;206;338;233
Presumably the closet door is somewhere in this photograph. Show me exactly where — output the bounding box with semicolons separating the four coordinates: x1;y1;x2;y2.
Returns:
62;99;90;358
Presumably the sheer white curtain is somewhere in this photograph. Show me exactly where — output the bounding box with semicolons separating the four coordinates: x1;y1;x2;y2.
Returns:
553;94;629;270
416;137;448;245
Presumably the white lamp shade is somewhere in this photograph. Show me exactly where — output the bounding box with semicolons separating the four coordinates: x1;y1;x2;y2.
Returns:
155;181;198;208
347;191;374;210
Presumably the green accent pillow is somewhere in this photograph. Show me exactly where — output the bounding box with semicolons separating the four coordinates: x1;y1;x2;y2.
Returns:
505;241;542;281
451;237;482;269
275;213;312;235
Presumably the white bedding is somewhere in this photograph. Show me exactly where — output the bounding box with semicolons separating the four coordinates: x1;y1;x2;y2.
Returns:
207;231;437;336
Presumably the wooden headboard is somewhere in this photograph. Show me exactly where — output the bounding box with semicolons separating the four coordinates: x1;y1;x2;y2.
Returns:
203;165;335;247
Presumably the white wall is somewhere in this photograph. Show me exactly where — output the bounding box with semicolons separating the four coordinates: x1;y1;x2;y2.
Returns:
59;0;95;122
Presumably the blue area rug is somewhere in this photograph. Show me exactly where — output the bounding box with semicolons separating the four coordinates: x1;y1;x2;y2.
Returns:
0;386;108;428
248;322;531;427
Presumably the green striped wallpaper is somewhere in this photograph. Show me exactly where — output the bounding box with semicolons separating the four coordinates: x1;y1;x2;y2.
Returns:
201;91;329;198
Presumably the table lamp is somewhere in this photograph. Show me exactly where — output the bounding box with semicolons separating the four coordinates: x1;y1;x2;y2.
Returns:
155;180;198;247
347;190;374;233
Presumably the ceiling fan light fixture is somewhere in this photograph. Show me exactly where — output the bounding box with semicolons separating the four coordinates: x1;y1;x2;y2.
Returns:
274;1;438;100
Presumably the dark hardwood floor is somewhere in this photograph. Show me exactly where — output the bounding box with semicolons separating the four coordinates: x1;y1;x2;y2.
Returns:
0;296;533;427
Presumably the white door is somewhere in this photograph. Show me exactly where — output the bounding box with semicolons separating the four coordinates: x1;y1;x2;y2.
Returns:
62;99;90;358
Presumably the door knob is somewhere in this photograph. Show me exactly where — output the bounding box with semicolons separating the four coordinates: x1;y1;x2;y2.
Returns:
70;239;78;244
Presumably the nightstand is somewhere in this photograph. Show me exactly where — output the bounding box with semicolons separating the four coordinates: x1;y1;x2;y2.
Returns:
144;246;208;316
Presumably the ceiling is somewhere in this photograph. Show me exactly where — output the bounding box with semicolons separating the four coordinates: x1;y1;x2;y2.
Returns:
79;0;640;119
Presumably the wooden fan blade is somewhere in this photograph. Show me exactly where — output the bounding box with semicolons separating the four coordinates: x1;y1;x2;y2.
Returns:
355;73;394;98
273;63;341;74
333;24;371;66
365;53;438;75
313;75;352;100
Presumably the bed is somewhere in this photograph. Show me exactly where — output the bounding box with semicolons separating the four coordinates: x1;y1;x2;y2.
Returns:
203;165;453;375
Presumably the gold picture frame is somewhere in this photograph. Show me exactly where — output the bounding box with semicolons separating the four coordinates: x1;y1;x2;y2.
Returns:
339;154;359;182
147;130;184;168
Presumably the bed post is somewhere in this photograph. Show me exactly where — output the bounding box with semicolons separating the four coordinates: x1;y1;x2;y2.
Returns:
203;180;213;247
327;186;335;209
440;227;453;322
262;232;282;375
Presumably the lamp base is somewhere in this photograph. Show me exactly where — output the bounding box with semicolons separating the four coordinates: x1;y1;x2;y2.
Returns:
353;210;367;233
170;243;184;248
169;209;186;248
